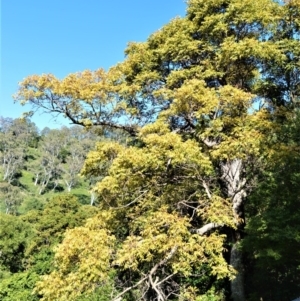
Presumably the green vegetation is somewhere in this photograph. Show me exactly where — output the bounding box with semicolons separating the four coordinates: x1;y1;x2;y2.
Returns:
0;119;101;214
1;0;300;300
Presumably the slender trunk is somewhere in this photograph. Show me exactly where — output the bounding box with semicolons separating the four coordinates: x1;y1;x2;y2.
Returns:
39;186;44;195
3;164;13;183
5;199;12;215
52;180;59;192
34;173;39;186
39;179;49;195
90;191;96;206
64;180;72;192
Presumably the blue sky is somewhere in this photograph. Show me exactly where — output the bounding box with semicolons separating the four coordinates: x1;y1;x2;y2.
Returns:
1;0;186;129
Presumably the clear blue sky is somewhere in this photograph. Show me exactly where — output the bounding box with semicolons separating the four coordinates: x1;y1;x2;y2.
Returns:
1;0;186;129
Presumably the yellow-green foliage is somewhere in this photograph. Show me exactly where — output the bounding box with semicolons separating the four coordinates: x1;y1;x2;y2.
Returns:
35;211;115;301
14;0;300;299
116;207;231;278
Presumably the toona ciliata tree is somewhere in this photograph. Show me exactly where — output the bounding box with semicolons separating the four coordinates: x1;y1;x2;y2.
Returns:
15;0;300;300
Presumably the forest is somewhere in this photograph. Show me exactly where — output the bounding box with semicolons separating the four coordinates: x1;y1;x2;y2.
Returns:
1;0;300;300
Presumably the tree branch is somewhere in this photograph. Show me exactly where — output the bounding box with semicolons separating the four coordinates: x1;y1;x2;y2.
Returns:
194;223;223;235
202;138;218;147
202;180;212;199
112;275;148;301
112;246;178;301
148;246;178;301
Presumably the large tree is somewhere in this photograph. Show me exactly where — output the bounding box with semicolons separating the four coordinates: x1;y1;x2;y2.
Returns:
15;0;300;300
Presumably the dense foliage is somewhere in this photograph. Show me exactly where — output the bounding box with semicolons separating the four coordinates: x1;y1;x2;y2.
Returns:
1;0;300;300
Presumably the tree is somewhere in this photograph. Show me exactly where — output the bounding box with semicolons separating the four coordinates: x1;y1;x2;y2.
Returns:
0;123;25;184
243;113;300;301
34;129;64;194
0;195;99;301
60;144;85;192
0;182;23;215
0;272;40;301
9;118;39;148
0;117;39;184
23;195;98;259
34;212;116;301
59;126;97;192
0;213;32;274
14;1;300;300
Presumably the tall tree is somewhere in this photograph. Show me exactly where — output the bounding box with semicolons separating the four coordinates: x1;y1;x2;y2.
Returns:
34;129;64;194
14;1;300;300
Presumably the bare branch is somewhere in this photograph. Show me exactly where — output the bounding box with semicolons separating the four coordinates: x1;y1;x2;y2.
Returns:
109;190;148;209
203;138;218;147
112;246;178;301
149;275;166;301
112;275;148;301
156;273;176;287
202;180;212;199
194;223;223;235
148;246;178;301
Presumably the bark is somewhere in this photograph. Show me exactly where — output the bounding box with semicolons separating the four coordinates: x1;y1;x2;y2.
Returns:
52;179;59;192
221;159;246;220
195;222;223;235
221;159;246;301
64;180;73;192
90;191;96;206
39;176;51;195
34;173;39;186
230;242;245;301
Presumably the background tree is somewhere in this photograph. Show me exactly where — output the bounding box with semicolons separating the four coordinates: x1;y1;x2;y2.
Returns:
0;123;25;184
59;126;97;192
34;129;64;194
0;183;23;215
0;213;32;274
0;117;39;185
0;194;98;301
243;112;300;301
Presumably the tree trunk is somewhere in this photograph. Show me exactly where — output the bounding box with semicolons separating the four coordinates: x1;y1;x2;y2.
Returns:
90;191;96;206
52;180;59;192
34;173;39;186
64;180;72;192
230;240;245;301
221;159;246;301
